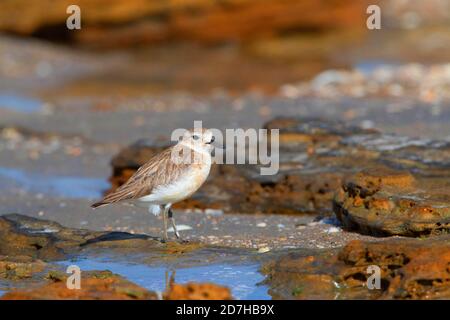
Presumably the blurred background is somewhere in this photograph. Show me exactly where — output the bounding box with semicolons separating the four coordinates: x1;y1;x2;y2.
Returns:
0;0;449;210
0;0;449;94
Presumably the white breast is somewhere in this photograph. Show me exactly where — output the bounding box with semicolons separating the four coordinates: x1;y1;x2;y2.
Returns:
137;163;211;205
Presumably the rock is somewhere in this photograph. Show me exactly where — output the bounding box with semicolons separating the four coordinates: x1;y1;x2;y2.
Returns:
262;249;348;300
0;0;367;47
0;256;46;280
1;270;157;300
0;213;105;260
164;282;232;300
339;238;450;299
334;167;450;236
0;213;181;262
264;235;450;299
0;214;230;299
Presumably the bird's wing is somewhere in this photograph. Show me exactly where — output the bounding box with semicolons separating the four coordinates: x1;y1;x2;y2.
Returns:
92;146;190;207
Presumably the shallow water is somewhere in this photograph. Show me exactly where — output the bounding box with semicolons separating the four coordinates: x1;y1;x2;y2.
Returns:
0;167;109;199
354;60;399;74
0;93;42;113
58;256;270;300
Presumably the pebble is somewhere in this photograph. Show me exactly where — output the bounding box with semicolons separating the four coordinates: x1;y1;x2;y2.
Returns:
258;247;271;253
326;227;341;233
204;209;224;216
281;63;450;103
256;222;267;227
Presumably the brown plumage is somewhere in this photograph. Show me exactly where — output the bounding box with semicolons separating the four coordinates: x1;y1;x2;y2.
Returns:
91;146;194;208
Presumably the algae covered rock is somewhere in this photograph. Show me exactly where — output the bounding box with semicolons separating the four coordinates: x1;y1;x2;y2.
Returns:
264;236;450;299
164;282;233;300
1;270;158;300
334;168;450;236
0;213;106;260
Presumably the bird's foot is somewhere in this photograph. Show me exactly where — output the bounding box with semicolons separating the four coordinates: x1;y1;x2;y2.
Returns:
176;238;189;244
157;237;167;244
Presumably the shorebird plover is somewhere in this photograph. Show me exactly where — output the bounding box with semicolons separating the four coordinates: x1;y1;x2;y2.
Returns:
91;128;215;241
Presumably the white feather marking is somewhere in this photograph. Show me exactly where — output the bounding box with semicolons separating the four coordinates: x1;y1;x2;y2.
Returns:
138;165;210;205
148;204;162;216
178;141;212;159
167;225;192;232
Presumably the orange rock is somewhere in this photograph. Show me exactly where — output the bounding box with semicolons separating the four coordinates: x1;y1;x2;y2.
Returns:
353;196;364;207
398;199;417;209
1;271;157;300
0;0;367;46
338;237;450;299
353;168;416;190
334;166;450;236
164;282;232;300
410;206;439;219
369;198;393;211
267;236;450;299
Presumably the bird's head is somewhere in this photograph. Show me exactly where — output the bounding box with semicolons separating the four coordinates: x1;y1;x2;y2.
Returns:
178;128;215;153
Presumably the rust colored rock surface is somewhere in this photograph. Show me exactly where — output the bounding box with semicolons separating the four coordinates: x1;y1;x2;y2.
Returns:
334;167;450;236
0;213;106;260
0;214;230;299
0;0;367;47
0;256;46;280
1;270;157;300
0;213;174;262
164;282;232;300
264;235;450;299
338;238;450;299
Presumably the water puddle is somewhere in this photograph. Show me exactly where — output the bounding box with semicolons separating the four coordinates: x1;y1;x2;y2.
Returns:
58;256;270;300
0;167;109;199
0;93;43;113
354;60;400;74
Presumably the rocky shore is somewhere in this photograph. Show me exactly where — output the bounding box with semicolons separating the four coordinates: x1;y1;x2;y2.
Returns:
0;213;236;300
1;116;449;299
265;235;450;299
0;3;449;298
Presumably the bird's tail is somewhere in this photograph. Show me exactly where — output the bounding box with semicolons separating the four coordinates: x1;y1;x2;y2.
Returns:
91;201;108;209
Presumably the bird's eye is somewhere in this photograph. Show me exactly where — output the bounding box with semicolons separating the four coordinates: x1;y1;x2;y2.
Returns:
192;135;200;140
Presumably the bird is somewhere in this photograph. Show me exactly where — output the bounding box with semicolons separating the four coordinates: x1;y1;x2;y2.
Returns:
91;128;215;242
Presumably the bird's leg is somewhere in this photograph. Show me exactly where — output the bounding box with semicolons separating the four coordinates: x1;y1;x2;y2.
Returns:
169;209;189;243
168;208;181;240
162;205;168;242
